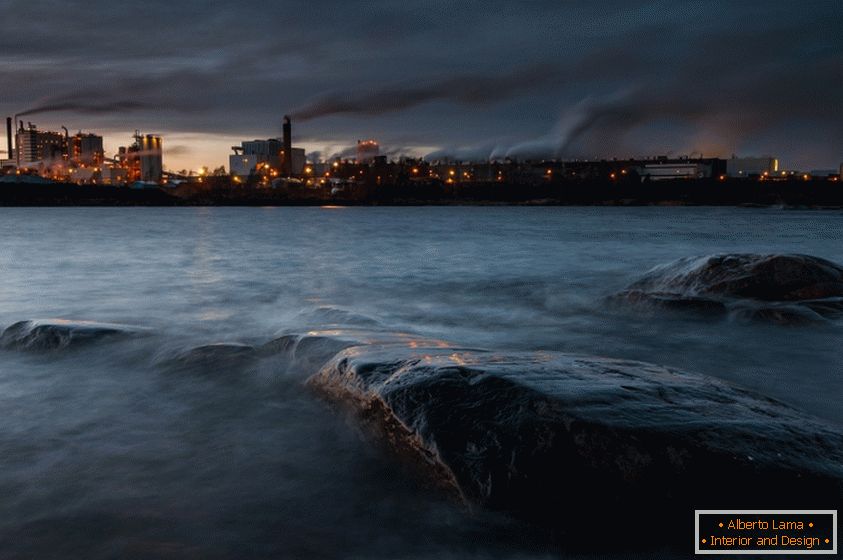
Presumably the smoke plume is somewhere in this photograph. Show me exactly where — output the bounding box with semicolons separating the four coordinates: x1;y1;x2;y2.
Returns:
16;100;154;118
292;65;559;122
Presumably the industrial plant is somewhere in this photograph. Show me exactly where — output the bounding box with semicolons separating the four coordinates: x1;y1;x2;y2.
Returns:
0;111;841;205
1;116;163;187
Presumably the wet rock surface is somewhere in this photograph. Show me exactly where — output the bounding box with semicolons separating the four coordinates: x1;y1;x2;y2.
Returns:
0;320;148;350
308;345;843;543
612;254;843;323
160;343;260;374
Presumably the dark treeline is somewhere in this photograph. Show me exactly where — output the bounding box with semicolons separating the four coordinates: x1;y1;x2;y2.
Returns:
0;178;842;207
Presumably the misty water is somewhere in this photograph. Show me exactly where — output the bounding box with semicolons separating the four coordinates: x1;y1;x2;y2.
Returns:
0;207;840;559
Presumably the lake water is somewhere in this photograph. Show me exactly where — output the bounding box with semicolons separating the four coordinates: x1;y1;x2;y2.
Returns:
0;207;840;559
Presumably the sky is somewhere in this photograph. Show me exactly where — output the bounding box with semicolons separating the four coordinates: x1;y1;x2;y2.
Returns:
1;0;841;171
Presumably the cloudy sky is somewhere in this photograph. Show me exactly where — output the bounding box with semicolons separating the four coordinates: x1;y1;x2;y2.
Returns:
1;0;841;171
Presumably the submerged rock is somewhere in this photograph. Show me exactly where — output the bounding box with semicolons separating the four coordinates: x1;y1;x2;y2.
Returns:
161;343;259;373
260;329;453;378
612;254;843;323
308;345;843;543
0;319;148;350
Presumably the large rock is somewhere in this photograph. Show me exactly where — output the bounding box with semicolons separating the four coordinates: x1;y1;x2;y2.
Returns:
612;254;843;323
308;345;843;543
0;319;149;350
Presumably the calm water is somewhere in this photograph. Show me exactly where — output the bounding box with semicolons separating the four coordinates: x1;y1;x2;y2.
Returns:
0;207;840;559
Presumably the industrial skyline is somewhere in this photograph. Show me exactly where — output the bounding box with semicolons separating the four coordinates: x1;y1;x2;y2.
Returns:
1;1;841;171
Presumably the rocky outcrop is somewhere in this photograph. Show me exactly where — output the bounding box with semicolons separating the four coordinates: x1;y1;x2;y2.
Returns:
612;254;843;323
0;319;148;350
308;345;843;542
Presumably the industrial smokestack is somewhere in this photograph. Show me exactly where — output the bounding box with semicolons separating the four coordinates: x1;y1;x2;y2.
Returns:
282;115;292;177
5;117;11;159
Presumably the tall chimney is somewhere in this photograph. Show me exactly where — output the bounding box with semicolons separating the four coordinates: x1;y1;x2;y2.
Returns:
5;117;11;159
282;115;292;176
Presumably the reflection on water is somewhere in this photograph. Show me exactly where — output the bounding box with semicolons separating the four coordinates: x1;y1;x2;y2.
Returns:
0;207;840;559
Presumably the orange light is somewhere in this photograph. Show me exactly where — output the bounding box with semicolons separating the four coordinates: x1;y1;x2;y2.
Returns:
609;172;616;179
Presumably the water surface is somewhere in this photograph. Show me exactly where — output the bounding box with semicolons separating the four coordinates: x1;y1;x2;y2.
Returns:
0;207;840;559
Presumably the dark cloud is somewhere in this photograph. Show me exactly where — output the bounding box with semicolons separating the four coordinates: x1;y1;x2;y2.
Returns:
0;0;840;168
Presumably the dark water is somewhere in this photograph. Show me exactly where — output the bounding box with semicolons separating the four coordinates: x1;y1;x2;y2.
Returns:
0;207;840;559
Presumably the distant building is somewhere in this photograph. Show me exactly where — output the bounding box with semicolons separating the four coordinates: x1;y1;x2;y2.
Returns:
229;139;304;177
137;134;163;182
67;133;104;167
118;132;163;183
636;162;711;181
4;117;14;168
15;122;64;167
69;167;97;184
726;156;778;178
100;166;130;185
356;140;379;164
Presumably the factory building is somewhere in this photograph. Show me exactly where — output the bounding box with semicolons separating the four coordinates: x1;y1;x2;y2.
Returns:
356;140;380;164
137;134;163;182
117;132;163;183
636;162;711;181
229;141;305;177
2;117;14;168
726;156;778;178
229;117;305;178
100;167;130;185
15;122;65;167
67;132;104;167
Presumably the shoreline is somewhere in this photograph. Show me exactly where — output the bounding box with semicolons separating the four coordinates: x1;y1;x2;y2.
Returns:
0;179;841;208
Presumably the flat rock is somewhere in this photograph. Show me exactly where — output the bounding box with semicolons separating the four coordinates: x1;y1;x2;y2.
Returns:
308;345;843;543
612;254;843;323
